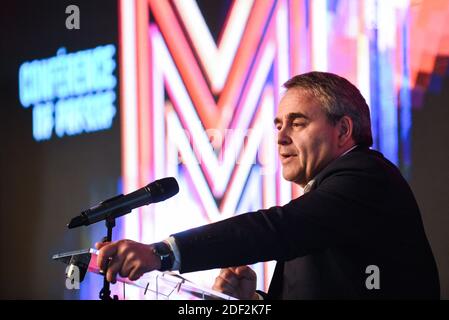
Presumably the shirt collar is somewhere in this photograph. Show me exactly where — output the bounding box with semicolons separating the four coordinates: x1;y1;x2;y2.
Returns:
340;144;358;157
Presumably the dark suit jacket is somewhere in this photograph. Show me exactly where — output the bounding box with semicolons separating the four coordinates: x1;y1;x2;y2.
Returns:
173;147;440;299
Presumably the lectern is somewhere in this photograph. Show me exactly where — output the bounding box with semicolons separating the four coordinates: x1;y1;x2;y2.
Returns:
53;249;236;300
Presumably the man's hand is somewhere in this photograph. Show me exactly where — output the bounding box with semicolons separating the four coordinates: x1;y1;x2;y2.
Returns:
212;266;258;300
95;239;161;283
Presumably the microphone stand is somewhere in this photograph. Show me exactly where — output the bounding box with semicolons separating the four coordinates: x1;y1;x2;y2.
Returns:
99;215;119;300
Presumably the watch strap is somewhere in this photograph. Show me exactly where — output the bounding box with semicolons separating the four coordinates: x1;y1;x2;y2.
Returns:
152;241;174;272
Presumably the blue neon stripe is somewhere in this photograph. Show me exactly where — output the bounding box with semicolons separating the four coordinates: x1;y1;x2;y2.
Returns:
400;13;412;177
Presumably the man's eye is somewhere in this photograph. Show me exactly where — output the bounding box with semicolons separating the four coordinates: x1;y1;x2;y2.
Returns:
292;122;305;127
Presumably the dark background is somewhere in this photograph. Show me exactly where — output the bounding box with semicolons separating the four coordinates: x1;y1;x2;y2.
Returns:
410;72;449;299
0;0;448;299
0;0;121;299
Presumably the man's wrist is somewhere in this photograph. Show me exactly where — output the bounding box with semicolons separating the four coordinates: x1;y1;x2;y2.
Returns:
152;241;175;271
165;236;181;270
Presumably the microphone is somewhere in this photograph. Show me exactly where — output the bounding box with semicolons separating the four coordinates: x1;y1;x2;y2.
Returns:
68;177;179;229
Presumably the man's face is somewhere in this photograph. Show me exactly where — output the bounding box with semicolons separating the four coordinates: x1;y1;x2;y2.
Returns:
275;88;341;187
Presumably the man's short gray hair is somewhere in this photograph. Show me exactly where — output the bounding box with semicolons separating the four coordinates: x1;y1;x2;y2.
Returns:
283;71;373;147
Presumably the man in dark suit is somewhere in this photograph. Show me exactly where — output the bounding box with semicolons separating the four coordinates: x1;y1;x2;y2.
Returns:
96;72;440;299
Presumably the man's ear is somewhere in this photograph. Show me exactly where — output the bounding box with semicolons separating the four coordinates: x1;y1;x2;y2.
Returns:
337;116;353;146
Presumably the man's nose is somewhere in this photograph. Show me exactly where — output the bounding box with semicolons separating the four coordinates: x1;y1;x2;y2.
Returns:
277;127;292;145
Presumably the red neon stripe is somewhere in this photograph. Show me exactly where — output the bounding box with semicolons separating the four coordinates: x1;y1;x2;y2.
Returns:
263;261;270;292
147;0;218;129
290;2;307;202
119;0;127;188
212;30;276;193
134;0;144;241
229;28;276;132
216;0;239;48
161;73;217;198
218;86;272;213
119;0;137;194
147;0;275;134
216;0;275;131
290;0;303;76
136;0;153;186
309;0;315;70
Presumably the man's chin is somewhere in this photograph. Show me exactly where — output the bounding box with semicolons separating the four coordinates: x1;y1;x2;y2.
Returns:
282;171;305;186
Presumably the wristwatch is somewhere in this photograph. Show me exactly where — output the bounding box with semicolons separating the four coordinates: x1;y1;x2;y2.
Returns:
152;241;174;272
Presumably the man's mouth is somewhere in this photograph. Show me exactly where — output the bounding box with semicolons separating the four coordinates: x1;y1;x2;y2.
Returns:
280;153;297;162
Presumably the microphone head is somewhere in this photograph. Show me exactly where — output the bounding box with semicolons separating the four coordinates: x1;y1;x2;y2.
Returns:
67;214;87;229
147;177;179;202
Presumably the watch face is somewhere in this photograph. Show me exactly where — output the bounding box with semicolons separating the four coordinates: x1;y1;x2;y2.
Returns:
154;242;171;257
153;242;174;272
